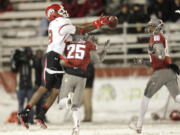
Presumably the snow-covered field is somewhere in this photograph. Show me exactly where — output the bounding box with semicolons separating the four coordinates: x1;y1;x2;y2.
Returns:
1;77;180;135
1;121;180;135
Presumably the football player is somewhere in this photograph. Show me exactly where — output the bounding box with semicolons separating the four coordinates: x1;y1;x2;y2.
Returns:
58;35;110;135
129;18;180;133
17;3;113;129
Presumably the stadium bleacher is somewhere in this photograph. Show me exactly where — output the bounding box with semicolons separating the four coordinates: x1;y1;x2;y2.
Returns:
0;0;180;68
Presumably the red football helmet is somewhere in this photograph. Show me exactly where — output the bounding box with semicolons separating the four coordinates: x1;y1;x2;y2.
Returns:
45;4;69;21
170;110;180;121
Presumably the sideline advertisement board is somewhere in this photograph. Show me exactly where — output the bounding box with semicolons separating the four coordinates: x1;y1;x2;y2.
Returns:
93;77;170;121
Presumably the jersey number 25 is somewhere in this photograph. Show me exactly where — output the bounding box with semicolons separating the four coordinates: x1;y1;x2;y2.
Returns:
67;44;85;60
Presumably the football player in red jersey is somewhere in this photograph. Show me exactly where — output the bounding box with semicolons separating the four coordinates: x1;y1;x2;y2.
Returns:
129;18;180;133
58;35;110;135
17;3;114;129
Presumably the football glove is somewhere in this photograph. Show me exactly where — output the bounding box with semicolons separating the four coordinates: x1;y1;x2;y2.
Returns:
168;64;180;75
93;14;111;28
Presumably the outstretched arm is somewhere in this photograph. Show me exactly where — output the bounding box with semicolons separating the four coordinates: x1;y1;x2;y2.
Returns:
90;40;111;64
98;40;110;62
74;15;111;34
75;23;97;34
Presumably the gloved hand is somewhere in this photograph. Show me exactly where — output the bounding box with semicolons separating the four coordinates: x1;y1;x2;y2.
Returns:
92;14;111;28
168;64;180;75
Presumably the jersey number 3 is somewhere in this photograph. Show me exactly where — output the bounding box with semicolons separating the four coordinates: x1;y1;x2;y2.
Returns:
67;44;85;59
48;30;53;44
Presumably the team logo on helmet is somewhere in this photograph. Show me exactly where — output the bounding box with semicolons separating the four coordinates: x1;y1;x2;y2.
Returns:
45;4;69;21
47;8;55;18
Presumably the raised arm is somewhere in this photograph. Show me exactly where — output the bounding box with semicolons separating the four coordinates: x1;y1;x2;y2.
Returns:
90;40;111;64
74;15;111;34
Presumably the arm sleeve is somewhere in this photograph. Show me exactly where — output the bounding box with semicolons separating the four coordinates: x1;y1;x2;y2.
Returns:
58;18;76;35
59;24;76;35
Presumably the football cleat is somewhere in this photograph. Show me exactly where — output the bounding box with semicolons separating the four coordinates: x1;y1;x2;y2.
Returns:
72;127;80;135
17;110;30;129
128;116;142;134
34;117;47;129
129;121;142;134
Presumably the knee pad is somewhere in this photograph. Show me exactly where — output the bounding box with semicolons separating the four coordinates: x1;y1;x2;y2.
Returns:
175;94;180;103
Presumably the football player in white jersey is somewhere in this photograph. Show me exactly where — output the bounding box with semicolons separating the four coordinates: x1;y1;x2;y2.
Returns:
18;4;113;129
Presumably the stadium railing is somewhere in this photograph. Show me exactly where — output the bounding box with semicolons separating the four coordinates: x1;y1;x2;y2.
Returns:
0;0;180;68
0;21;180;68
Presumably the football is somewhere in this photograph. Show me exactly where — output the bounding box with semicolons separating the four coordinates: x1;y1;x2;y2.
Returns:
108;16;118;29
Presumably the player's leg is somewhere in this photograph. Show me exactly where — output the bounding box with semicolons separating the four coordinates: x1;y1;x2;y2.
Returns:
34;89;59;129
27;89;35;124
35;72;63;128
35;93;45;121
72;105;81;135
34;51;64;128
27;86;47;110
59;73;74;109
130;70;165;133
18;87;48;128
165;70;180;103
44;88;59;107
71;77;86;135
37;52;63;113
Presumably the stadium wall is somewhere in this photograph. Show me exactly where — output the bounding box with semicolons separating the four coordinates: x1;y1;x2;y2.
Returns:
92;77;170;122
0;66;152;93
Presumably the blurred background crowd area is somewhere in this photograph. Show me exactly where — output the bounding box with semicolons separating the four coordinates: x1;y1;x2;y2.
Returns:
0;0;179;67
1;0;180;23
